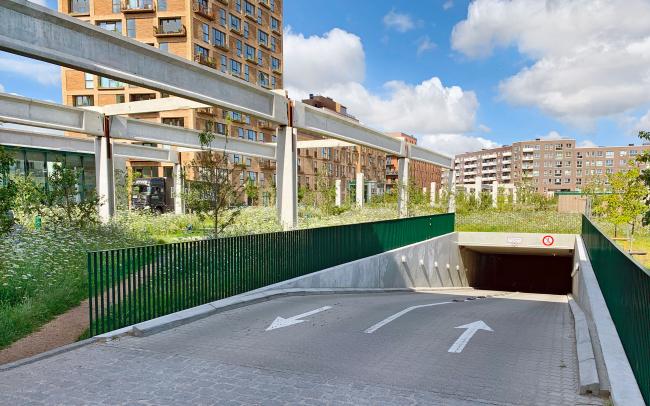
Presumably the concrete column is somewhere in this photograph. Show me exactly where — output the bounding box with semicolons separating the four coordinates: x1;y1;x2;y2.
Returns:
335;179;341;207
474;176;481;200
447;169;456;213
398;157;409;218
513;186;518;204
430;181;437;207
275;126;297;230
174;161;184;214
94;135;115;223
355;172;364;207
492;181;498;208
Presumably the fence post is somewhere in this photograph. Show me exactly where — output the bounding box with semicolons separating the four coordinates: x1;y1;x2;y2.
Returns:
276;125;297;230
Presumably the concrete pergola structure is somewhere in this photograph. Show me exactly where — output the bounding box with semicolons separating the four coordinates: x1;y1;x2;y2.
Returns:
0;0;453;228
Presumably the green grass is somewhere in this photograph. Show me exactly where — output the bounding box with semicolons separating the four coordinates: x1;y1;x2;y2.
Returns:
456;210;582;234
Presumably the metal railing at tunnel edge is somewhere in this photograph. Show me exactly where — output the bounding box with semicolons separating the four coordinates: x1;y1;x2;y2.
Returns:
581;215;650;404
86;213;454;336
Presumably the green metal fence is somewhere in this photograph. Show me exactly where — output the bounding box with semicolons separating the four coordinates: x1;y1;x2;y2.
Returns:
581;215;650;403
87;213;454;335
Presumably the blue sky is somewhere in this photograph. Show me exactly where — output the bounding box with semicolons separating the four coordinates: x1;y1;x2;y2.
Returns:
2;0;650;155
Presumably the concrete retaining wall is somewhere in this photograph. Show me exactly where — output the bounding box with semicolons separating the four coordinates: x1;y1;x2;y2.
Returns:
249;232;469;292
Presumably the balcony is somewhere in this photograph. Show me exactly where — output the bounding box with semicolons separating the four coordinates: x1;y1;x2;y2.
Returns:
522;154;534;161
194;54;217;68
245;55;258;65
482;153;497;159
154;24;186;37
386;170;398;177
523;147;534;153
257;120;275;130
216;0;229;4
258;0;271;9
245;12;257;22
272;66;282;74
122;0;155;13
193;2;216;20
260;160;276;170
271;25;281;35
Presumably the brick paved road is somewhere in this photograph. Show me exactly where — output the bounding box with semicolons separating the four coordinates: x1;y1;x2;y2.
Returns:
0;290;604;405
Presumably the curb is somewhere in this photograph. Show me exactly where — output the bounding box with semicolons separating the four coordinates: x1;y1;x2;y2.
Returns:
567;294;600;395
0;338;96;372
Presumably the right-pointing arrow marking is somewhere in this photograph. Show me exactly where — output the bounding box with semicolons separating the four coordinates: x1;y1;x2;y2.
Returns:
447;320;493;353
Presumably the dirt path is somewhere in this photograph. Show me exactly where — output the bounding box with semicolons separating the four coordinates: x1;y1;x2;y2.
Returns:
0;299;89;365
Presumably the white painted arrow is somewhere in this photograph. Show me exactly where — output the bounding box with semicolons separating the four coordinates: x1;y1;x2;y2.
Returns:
447;320;493;353
265;306;333;331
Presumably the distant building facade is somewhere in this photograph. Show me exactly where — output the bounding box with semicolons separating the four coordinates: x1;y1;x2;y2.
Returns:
453;138;650;194
386;132;443;194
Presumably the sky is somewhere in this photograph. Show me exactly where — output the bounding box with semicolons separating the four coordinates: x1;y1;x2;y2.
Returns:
3;0;650;156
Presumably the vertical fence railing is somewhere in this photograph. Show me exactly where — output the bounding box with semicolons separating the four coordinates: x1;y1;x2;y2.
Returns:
581;215;650;404
87;213;454;336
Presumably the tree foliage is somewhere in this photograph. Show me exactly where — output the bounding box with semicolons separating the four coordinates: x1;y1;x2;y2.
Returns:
636;130;650;226
0;146;16;232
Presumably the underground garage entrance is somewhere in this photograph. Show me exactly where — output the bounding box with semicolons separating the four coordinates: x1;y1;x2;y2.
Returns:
458;232;576;295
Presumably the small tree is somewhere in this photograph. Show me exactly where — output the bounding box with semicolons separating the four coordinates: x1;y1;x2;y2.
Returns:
0;146;16;232
46;164;99;227
183;121;245;236
13;174;47;221
636;130;650;225
604;168;647;236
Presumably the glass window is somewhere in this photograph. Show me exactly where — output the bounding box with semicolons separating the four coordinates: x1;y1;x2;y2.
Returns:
271;16;280;31
230;14;241;31
236;39;242;56
270;36;277;52
97;20;122;34
70;0;89;14
25;151;46;188
235;0;242;13
257;7;262;24
159;42;169;52
126;18;136;37
73;95;94;106
84;73;94;89
195;44;209;58
245;44;255;60
258;30;268;46
202;23;209;43
230;59;242;76
220;54;227;72
219;8;226;26
270;0;275;12
99;77;124;88
258;72;269;88
112;0;120;13
243;22;249;38
257;49;264;66
158;0;167;11
115;94;125;103
245;1;255;16
129;93;155;102
244;64;249;81
237;127;244;138
271;56;280;71
247;129;256;140
159;18;182;34
212;29;226;48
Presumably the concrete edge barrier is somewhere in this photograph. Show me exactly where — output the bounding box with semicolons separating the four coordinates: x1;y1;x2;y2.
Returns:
0;338;96;372
567;294;600;395
574;236;645;406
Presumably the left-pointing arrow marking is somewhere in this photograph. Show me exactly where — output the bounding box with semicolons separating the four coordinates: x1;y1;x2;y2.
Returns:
447;320;493;353
265;306;333;331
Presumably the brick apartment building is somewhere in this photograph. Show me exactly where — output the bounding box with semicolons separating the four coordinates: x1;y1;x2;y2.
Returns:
385;132;443;195
453;138;650;194
60;0;283;203
298;95;387;201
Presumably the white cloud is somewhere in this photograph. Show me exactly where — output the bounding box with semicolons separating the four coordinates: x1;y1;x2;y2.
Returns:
540;131;563;140
637;110;650;132
417;36;437;56
443;1;454;11
0;53;60;86
578;140;598;148
451;0;650;126
0;83;4;93
478;124;491;133
383;10;415;33
285;27;487;156
419;134;499;156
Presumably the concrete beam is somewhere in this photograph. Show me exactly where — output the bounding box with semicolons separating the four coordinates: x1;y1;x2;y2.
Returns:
0;127;178;162
85;97;208;116
409;144;453;169
0;0;288;124
296;139;356;149
0;93;103;136
293;101;404;156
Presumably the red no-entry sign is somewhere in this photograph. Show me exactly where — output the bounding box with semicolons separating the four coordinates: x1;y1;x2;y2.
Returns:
542;235;555;246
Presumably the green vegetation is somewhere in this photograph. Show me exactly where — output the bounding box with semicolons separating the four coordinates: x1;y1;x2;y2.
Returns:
456;211;582;234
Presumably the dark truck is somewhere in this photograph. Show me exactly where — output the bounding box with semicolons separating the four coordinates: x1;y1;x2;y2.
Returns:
131;177;173;213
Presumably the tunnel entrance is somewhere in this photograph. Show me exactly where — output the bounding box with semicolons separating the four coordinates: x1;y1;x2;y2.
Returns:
463;250;573;294
458;233;577;295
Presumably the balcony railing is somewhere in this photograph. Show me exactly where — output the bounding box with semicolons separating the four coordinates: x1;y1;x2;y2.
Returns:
122;0;155;13
257;120;275;130
193;2;216;20
153;24;187;37
194;54;217;68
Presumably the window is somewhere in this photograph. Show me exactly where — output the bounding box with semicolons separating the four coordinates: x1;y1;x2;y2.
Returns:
159;18;182;34
257;132;264;142
257;7;263;24
258;30;268;47
202;23;209;43
606;159;613;167
230;14;241;31
99;77;124;88
73;95;93;106
233;155;240;164
130;94;156;102
111;0;120;13
195;44;209;58
270;36;277;52
212;29;226;48
97;20;122;34
236;39;242;56
271;16;280;31
271;76;276;88
235;0;242;12
270;0;275;12
246;158;252;166
245;1;255;16
162;118;185;127
244;64;249;81
237;127;244;138
271;56;280;71
114;94;125;103
230;59;242;76
257;49;264;66
158;0;167;11
247;129;256;140
84;73;93;89
70;0;89;14
220;54;227;72
245;44;255;60
243;22;250;38
127;19;136;38
258;72;269;88
219;9;226;26
159;42;169;52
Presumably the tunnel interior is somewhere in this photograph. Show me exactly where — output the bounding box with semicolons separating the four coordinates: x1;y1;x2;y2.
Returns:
461;248;573;295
